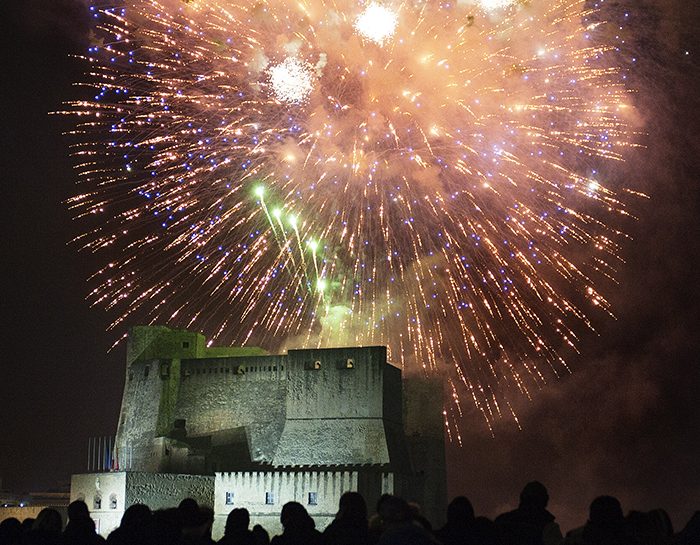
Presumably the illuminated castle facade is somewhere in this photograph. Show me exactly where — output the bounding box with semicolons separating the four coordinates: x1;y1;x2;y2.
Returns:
71;326;446;537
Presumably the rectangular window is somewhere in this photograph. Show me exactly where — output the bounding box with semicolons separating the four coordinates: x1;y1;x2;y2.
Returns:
308;492;318;506
182;341;190;348
265;492;275;505
225;492;234;505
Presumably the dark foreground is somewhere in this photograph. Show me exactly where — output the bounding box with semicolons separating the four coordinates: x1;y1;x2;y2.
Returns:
0;482;698;545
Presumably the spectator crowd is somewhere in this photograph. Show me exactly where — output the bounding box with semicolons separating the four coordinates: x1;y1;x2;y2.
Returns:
0;482;697;545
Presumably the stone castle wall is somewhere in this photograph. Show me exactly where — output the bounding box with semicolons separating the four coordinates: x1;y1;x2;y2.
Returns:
175;356;288;463
71;472;214;538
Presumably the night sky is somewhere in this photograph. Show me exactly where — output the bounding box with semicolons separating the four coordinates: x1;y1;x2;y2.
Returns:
1;0;699;534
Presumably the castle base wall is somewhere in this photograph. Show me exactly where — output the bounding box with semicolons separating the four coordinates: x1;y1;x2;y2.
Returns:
70;472;214;537
214;469;395;539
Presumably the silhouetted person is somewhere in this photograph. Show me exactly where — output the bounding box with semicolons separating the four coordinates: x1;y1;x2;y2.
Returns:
375;495;439;545
625;510;673;545
495;481;562;545
107;503;152;545
0;517;21;545
565;496;629;545
63;500;105;545
152;508;183;545
323;491;369;545
218;508;255;545
270;502;322;545
646;509;673;541
436;496;476;545
24;508;64;545
369;494;392;544
251;524;270;545
180;504;214;545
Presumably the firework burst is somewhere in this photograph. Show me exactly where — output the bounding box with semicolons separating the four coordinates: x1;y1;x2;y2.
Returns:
64;0;638;434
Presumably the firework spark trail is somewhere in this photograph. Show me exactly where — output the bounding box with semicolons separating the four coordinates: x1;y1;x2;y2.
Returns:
64;0;638;430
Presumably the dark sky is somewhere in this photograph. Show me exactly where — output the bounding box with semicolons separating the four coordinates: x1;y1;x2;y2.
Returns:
1;0;698;534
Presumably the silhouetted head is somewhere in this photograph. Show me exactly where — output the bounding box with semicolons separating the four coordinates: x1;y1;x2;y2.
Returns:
377;495;412;526
519;481;549;510
280;501;314;533
252;523;270;545
33;508;63;534
68;499;90;521
65;516;97;537
225;508;250;534
0;518;21;543
648;508;673;537
588;496;623;527
120;503;151;531
178;498;206;529
447;496;475;525
178;497;199;513
337;491;368;523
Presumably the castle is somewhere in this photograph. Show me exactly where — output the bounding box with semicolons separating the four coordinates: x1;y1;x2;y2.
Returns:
71;325;446;537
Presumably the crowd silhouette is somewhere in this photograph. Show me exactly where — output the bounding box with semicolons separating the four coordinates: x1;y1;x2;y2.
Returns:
0;482;697;545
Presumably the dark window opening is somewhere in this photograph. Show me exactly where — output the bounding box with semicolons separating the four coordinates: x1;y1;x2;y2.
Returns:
144;365;150;378
265;492;275;505
93;496;102;510
308;492;318;506
182;341;190;348
109;494;118;510
225;492;234;505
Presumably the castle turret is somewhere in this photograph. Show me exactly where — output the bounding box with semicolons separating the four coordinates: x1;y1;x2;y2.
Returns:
115;326;205;471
